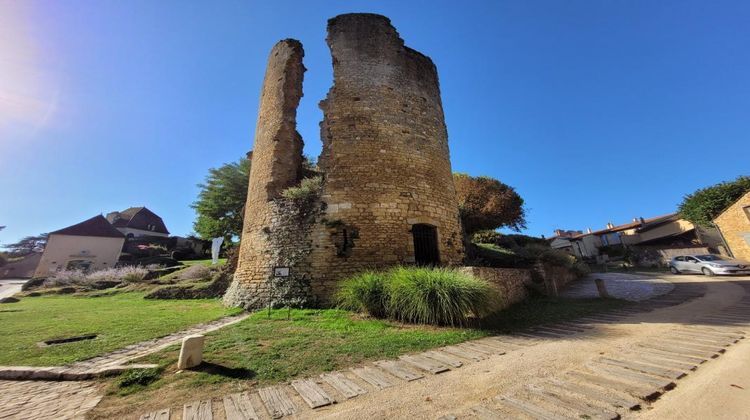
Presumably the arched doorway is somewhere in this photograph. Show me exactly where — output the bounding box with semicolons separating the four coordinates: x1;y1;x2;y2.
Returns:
412;224;440;266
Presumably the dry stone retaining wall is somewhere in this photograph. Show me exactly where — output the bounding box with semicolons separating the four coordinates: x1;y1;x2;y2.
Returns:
458;266;530;311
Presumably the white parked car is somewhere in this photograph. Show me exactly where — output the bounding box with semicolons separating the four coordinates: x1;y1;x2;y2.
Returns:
669;254;750;276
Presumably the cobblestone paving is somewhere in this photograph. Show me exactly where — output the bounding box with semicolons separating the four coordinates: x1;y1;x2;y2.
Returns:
0;380;102;419
561;272;675;301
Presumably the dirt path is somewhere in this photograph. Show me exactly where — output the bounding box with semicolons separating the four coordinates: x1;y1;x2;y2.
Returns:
310;274;745;419
637;335;750;419
128;273;750;420
0;278;26;300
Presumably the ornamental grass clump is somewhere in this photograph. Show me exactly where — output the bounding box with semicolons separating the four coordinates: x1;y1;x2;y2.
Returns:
386;267;493;326
335;271;388;318
336;266;494;326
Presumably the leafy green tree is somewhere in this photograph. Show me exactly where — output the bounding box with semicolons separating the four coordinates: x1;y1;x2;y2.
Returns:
2;233;48;257
191;157;251;241
678;176;750;227
453;173;526;234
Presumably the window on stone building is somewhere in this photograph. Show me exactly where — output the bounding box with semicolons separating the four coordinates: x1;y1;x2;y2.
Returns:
412;224;440;266
744;206;750;222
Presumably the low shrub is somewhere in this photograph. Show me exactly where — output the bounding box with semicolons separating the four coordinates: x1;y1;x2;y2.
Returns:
470;243;535;268
45;266;150;288
336;271;389;317
537;248;576;268
88;266;150;284
174;264;212;281
571;261;591;278
46;269;88;287
471;231;548;249
336;266;494;326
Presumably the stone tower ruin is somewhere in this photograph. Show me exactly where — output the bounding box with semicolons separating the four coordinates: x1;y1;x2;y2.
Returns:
224;13;465;309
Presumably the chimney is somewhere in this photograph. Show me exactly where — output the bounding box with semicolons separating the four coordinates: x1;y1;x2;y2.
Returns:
639;217;645;224
606;222;614;229
633;217;639;223
587;227;593;234
554;229;562;236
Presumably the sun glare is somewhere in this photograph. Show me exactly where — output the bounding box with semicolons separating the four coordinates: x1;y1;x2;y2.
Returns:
0;1;59;136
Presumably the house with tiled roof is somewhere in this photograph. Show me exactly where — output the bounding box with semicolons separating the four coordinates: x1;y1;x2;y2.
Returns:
558;213;722;263
106;207;169;238
33;215;126;277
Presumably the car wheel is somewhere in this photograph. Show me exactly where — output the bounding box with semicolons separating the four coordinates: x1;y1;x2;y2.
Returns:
669;266;680;274
702;267;715;276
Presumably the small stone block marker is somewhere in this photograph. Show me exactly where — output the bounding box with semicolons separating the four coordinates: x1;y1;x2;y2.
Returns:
595;278;610;298
177;334;205;370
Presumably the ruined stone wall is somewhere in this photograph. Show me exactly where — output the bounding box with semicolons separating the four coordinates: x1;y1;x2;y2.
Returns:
225;40;307;308
228;14;466;309
308;14;465;302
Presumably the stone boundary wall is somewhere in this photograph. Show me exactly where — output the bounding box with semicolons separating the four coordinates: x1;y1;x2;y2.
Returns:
459;266;530;311
527;263;580;297
631;246;710;267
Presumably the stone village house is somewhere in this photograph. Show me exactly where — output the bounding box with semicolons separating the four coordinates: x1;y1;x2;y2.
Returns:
33;215;126;277
106;207;170;239
550;213;724;266
713;190;750;261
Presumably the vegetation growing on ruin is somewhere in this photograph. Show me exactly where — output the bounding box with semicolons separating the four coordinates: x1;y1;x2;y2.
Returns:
336;266;495;326
281;175;323;203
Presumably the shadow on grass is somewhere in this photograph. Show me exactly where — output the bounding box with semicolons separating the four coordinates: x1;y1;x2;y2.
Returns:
189;362;256;380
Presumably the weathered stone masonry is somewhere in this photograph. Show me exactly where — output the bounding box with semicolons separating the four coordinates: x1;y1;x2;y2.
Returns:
226;14;466;309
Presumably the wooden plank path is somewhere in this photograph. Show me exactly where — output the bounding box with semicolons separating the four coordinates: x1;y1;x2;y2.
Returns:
139;409;170;420
373;360;424;381
421;350;463;368
258;386;296;418
320;372;366;399
222;393;259;420
290;379;334;408
526;385;620;420
135;280;750;419
183;400;212;420
350;366;394;390
398;354;450;374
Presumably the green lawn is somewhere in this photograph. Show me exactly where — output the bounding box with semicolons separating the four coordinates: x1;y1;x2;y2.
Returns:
0;292;241;366
128;296;627;393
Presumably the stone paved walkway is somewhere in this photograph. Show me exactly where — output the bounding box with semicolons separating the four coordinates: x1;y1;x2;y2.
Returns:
0;380;102;419
68;312;250;371
561;272;675;301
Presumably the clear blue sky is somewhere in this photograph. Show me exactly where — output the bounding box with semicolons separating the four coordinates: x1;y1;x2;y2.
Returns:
1;0;748;244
